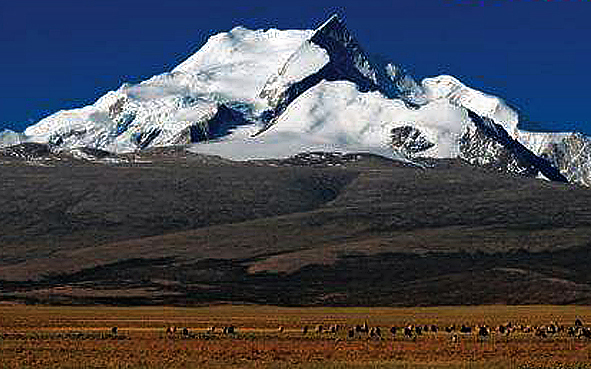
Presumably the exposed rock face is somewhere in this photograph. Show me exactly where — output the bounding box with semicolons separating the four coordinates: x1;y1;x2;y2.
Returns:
459;123;535;176
189;105;251;143
391;126;435;156
389;110;570;184
384;64;429;108
0;142;52;160
538;132;591;186
464;110;567;182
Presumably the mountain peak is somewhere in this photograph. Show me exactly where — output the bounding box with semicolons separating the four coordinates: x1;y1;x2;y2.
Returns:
316;13;342;30
309;13;381;91
259;13;401;125
2;16;591;185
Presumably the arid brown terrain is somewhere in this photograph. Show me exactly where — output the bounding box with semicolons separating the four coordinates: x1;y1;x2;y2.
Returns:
2;304;591;369
1;144;591;306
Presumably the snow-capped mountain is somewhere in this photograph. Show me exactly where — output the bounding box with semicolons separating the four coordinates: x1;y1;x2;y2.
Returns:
20;27;312;153
2;15;590;185
0;130;25;147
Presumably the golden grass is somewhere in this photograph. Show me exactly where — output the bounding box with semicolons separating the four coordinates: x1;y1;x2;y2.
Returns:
1;304;591;368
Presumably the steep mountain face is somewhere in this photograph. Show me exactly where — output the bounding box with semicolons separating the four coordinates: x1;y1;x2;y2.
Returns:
460;122;535;176
517;130;591;186
462;110;567;182
259;15;407;124
546;133;591;186
2;15;590;185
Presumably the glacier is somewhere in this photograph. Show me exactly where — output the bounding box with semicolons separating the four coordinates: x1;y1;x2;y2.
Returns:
2;15;590;185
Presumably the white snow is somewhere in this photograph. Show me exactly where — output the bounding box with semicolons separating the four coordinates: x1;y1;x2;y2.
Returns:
191;80;470;159
422;75;519;136
260;40;330;106
515;129;571;156
19;23;517;160
9;19;591;186
173;27;313;109
22;27;312;152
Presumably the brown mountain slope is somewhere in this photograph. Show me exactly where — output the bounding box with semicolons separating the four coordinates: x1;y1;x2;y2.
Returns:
1;151;591;305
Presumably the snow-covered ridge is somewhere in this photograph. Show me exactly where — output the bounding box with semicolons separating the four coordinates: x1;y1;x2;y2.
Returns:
2;15;591;185
20;26;312;152
422;75;519;136
259;14;405;125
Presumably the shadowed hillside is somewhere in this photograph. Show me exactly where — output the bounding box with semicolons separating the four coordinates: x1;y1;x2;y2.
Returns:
1;148;591;306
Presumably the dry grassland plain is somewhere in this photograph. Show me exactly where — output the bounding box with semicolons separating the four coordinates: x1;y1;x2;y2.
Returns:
1;305;591;368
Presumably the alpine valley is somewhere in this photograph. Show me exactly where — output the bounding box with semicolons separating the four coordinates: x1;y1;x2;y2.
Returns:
2;16;591;306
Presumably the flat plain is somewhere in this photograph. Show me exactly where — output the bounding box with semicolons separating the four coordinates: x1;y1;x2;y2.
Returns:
1;304;591;368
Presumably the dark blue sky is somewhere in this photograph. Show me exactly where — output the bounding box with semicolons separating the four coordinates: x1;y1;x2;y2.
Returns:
1;0;590;133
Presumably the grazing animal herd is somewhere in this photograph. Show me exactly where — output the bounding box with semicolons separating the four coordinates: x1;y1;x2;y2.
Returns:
157;319;591;340
164;325;238;338
5;319;589;343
